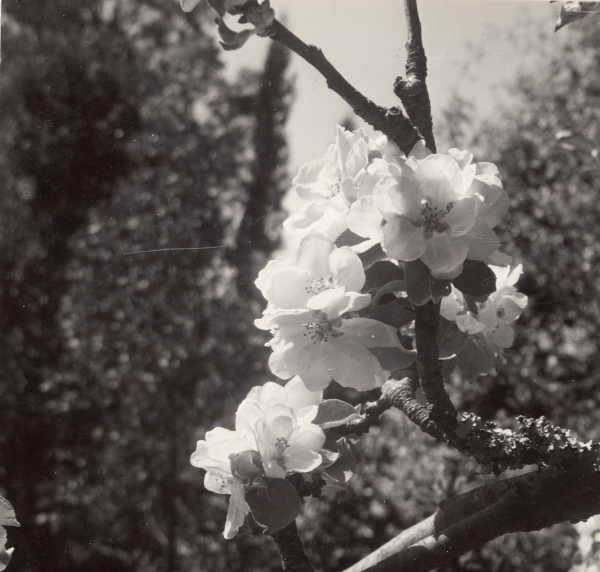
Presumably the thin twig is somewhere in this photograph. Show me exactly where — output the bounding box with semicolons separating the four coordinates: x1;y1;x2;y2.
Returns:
266;19;420;155
394;0;436;152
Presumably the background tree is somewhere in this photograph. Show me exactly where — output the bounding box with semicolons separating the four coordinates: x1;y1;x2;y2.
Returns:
0;1;292;570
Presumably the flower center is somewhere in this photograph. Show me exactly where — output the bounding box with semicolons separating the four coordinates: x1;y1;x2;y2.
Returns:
419;200;454;238
275;436;289;455
302;310;342;343
326;179;342;199
305;275;337;295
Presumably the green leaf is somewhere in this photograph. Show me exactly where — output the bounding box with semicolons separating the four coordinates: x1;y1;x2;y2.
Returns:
431;278;451;301
335;229;366;248
405;260;432;306
323;438;357;484
245;478;302;534
437;317;468;359
366;299;414;328
230;450;263;483
313;399;360;429
452;260;496;297
363;261;404;293
358;243;387;270
369;346;417;371
456;336;496;380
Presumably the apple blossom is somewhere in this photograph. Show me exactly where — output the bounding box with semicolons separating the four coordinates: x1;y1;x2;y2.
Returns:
190;427;256;538
191;377;329;537
234;377;326;478
440;264;528;352
347;142;509;278
477;264;528;349
283;126;378;242
255;234;365;310
256;288;414;390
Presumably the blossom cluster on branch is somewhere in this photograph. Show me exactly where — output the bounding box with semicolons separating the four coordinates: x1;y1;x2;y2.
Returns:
190;124;530;538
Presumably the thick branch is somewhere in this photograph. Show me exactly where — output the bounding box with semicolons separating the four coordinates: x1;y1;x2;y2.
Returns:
382;376;445;442
266;19;420;155
394;0;436;152
271;521;313;572
414;302;457;432
345;459;600;572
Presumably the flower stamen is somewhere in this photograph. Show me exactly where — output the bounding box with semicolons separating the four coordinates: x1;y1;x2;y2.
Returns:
419;200;454;238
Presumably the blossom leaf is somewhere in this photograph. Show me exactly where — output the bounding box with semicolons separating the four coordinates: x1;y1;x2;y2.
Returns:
369;346;417;371
456;336;496;379
323;438;357;484
452;260;496;297
313;399;360;430
363;261;404;293
405;260;432;306
230;450;263;483
431;278;451;302
335;229;366;248
365;299;414;328
437;317;468;359
372;281;406;305
358;243;387;270
245;477;302;534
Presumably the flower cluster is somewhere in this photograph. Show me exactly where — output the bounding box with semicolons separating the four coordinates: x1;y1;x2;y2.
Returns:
190;377;326;538
193;126;529;540
255;233;415;391
347;145;508;279
441;263;528;352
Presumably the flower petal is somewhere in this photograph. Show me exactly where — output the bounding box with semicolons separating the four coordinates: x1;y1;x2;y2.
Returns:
223;481;250;539
416;154;463;207
289;423;326;454
446;197;479;236
322;339;386;390
382;216;426;261
467;220;500;261
283;376;323;411
347;196;383;241
329;246;365;292
204;469;233;495
283;447;323;474
422;236;469;276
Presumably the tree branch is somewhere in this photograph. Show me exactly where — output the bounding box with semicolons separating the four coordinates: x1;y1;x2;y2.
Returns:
381;375;446;442
265;19;420;155
271;520;314;572
414;302;457;432
344;459;600;571
394;0;436;152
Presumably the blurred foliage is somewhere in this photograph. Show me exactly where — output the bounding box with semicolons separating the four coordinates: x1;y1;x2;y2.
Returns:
0;0;292;570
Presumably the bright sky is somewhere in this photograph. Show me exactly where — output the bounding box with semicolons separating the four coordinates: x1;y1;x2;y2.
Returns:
221;1;563;170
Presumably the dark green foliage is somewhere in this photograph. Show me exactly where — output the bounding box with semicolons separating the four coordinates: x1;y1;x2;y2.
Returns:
0;2;292;571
